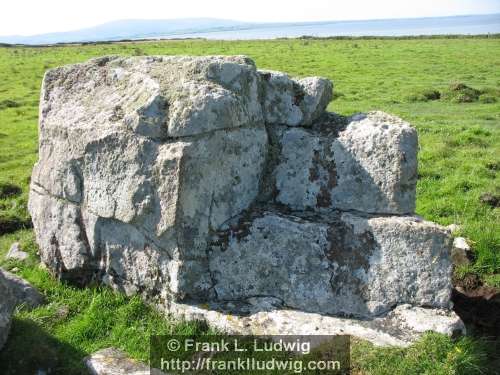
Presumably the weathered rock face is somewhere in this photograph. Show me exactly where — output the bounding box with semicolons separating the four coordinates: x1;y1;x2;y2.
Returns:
29;55;459;346
209;210;452;318
170;300;465;347
2;270;44;309
85;347;166;375
30;56;269;299
0;269;16;350
270;112;418;214
259;71;332;126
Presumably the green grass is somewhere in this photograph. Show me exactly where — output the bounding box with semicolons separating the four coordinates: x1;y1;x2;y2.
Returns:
0;37;499;374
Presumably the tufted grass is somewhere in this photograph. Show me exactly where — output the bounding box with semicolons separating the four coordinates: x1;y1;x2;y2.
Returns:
0;37;499;373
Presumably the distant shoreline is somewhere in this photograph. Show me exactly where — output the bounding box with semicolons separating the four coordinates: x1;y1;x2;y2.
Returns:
0;33;498;48
2;13;499;46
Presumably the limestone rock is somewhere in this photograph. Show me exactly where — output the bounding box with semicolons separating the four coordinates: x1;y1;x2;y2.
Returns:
30;125;267;297
5;242;29;261
446;223;461;234
259;71;332;126
209;209;452;318
0;269;16;350
390;304;465;338
28;190;93;285
169;299;465;347
298;77;334;124
1;269;44;309
39;55;263;139
29;55;459;347
30;56;271;299
85;347;166;375
271;112;418;214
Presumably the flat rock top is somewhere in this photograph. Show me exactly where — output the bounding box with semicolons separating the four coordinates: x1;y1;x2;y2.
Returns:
41;55;332;139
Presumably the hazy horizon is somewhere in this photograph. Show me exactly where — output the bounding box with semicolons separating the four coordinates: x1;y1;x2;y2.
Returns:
1;0;500;36
1;13;499;45
3;12;500;38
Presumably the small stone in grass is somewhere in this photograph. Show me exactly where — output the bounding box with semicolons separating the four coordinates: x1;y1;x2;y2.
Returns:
5;242;29;261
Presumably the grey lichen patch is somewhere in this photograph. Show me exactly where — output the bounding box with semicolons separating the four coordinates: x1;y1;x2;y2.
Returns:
258;70;333;127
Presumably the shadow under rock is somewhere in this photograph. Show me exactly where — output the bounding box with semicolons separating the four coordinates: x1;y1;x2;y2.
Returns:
0;318;88;375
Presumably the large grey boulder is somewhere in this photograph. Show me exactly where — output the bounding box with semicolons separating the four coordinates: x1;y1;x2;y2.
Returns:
29;55;460;346
30;56;269;298
259;71;333;126
271;112;417;214
0;270;16;350
30;125;267;297
39;55;263;139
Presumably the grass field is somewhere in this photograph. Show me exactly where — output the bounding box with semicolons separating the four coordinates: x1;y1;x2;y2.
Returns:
0;37;499;374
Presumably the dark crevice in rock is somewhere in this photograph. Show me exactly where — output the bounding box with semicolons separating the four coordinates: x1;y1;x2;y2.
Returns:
75;211;91;256
48;234;94;287
292;81;306;106
219;295;287;309
209;207;266;249
310;112;349;136
31;181;80;205
256;124;282;204
205;190;219;299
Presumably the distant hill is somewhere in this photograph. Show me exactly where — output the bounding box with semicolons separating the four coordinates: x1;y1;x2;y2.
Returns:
0;18;253;45
1;14;499;45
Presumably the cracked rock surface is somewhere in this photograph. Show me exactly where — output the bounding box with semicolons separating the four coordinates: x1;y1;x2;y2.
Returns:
29;55;461;346
209;209;452;319
271;112;418;214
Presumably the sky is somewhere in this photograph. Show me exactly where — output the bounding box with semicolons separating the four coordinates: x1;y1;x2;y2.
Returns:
1;0;499;36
